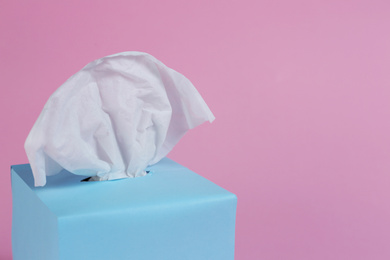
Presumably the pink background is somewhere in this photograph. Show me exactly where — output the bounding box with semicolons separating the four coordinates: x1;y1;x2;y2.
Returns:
1;1;390;259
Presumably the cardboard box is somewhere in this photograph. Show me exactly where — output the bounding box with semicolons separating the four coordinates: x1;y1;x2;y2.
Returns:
11;158;237;260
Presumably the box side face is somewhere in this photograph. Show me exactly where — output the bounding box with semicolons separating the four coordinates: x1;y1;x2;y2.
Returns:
58;194;237;260
11;168;59;260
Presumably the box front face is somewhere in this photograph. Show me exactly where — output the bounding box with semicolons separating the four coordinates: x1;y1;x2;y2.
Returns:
59;195;236;260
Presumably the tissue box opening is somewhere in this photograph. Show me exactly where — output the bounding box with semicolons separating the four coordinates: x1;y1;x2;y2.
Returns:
80;171;151;182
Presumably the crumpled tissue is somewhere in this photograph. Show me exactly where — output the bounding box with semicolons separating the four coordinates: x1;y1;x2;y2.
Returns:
25;51;215;186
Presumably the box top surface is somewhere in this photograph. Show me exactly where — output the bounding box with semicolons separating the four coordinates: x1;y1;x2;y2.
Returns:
11;158;235;217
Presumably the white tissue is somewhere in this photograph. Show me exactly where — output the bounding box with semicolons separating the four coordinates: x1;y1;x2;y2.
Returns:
25;51;215;187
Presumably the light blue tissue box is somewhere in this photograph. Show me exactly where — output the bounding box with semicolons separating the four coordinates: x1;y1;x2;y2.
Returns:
11;158;237;260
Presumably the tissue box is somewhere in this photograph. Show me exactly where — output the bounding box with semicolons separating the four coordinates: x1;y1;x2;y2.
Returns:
11;158;237;260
